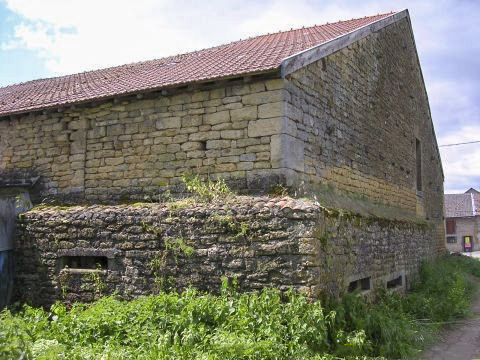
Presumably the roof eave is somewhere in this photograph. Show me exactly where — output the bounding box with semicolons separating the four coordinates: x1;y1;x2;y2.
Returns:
0;68;280;119
280;9;409;77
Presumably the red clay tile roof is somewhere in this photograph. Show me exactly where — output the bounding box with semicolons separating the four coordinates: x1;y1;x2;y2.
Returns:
0;12;396;117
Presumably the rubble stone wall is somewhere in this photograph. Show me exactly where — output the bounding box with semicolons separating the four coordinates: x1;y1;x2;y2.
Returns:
14;197;438;307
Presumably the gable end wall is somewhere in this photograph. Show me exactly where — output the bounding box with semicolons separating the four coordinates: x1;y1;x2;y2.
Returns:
283;18;443;226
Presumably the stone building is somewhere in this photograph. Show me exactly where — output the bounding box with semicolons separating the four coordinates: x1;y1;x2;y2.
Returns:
0;9;445;305
445;189;480;253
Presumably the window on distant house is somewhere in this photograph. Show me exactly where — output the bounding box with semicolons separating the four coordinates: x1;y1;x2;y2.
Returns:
446;236;457;244
416;138;422;191
446;219;456;234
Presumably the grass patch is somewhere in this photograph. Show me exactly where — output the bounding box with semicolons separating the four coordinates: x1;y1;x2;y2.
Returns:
2;255;480;359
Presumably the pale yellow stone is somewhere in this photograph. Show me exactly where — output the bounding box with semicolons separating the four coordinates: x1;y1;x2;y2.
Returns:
206;140;231;149
242;90;283;106
230;106;257;122
258;102;283;118
204;111;230;125
105;157;124;166
156;117;181;130
265;79;284;91
220;130;244;139
181;142;205;151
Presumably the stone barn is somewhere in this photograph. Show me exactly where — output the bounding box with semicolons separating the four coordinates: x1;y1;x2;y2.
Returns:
0;9;445;306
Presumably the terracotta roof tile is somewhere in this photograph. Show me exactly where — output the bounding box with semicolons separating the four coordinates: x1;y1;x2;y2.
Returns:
0;12;395;117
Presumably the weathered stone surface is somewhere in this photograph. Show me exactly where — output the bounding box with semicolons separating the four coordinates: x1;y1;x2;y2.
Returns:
13;196;440;306
248;118;283;138
155;117;181;130
230;106;257;122
242;90;283;105
258;102;283;119
271;134;304;172
247;117;297;138
0;79;288;202
204;111;230;125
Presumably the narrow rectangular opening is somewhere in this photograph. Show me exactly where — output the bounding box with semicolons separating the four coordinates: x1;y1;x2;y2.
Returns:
62;256;108;270
348;276;371;293
386;275;403;289
446;236;457;244
416;138;422;191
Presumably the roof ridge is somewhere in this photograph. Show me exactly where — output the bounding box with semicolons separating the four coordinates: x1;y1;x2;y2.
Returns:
238;11;397;40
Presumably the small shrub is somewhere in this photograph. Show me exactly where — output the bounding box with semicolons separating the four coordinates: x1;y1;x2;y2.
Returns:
269;184;289;197
211;213;250;239
182;174;233;201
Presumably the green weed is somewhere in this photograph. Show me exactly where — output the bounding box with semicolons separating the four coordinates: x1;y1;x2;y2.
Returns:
2;255;480;359
182;174;233;201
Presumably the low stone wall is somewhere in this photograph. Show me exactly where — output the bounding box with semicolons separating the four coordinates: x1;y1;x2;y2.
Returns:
14;196;441;306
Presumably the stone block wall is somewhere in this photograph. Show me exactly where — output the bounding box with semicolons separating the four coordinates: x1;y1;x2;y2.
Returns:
283;17;444;225
0;76;291;203
14;196;439;307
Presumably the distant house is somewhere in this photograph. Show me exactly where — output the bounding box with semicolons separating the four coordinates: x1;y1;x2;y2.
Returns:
445;189;480;252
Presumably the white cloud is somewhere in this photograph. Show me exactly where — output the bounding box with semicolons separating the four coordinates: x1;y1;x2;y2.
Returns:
1;0;236;75
439;125;480;193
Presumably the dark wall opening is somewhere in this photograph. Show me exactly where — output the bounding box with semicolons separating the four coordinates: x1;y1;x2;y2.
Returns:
62;256;108;270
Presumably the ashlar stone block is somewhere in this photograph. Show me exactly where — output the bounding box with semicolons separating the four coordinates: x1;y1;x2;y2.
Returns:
247;117;296;138
156;117;181;130
271;134;304;172
204;111;230;125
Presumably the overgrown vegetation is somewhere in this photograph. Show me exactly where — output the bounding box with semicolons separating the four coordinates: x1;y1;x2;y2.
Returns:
148;237;194;293
182;174;233;201
210;213;250;239
2;255;480;359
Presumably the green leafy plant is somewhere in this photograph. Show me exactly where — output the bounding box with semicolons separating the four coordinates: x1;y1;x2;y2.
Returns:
57;268;71;300
182;174;233;201
211;213;250;239
165;236;195;258
148;252;169;293
2;255;480;359
88;266;107;299
148;237;194;293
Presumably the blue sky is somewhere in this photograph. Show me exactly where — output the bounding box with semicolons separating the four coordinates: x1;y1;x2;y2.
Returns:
0;0;479;193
